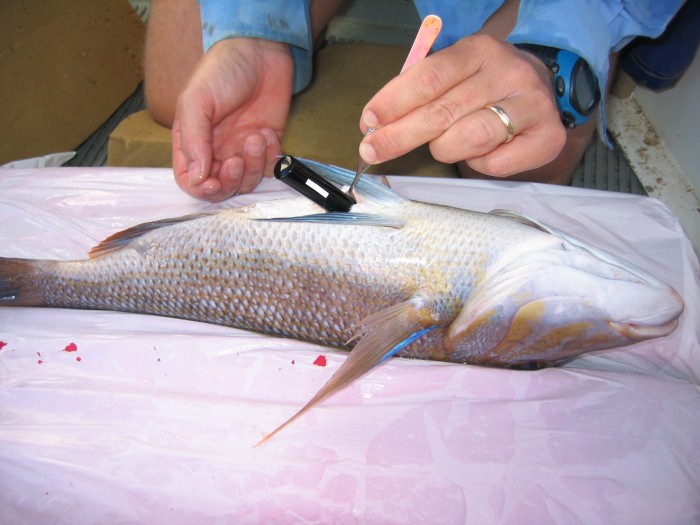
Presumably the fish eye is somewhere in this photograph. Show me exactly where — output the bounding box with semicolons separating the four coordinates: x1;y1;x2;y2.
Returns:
514;361;542;371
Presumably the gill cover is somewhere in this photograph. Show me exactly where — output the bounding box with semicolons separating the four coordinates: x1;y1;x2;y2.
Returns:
444;212;684;368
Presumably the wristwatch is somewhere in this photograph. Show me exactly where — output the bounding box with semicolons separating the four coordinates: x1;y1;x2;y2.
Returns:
515;43;600;128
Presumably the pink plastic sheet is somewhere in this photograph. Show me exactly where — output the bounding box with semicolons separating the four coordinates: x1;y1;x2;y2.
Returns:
1;167;699;524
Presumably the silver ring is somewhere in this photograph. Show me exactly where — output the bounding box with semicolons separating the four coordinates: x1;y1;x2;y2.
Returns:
485;104;515;143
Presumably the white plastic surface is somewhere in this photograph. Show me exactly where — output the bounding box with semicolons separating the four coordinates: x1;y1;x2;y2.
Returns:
1;167;699;524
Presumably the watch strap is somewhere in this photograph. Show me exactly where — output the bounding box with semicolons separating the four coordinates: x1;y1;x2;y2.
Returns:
514;43;561;74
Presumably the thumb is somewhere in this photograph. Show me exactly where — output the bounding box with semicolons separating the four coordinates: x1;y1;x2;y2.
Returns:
175;88;214;186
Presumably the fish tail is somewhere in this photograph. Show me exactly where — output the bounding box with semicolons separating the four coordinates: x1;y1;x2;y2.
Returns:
0;258;47;306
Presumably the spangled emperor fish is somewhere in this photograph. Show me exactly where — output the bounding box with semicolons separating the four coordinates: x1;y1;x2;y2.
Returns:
0;160;684;444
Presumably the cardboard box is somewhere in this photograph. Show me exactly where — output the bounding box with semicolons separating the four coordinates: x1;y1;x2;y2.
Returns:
0;0;144;165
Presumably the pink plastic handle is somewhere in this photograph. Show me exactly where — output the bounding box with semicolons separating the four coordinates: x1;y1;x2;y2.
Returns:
400;14;442;73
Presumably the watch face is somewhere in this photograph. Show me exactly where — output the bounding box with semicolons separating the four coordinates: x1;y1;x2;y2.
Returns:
516;45;600;127
571;60;599;116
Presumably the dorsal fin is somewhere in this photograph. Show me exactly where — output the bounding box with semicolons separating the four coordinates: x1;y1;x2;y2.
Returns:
88;213;211;258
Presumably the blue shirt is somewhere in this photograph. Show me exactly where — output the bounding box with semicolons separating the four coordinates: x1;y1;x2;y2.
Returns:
199;0;313;94
199;0;684;137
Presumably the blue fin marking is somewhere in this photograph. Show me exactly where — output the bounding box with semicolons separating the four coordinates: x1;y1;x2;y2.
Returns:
378;326;436;365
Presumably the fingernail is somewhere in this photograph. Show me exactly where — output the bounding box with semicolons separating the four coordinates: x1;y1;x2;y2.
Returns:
226;162;243;183
362;110;379;129
203;182;219;195
245;137;265;156
188;161;205;185
359;142;376;164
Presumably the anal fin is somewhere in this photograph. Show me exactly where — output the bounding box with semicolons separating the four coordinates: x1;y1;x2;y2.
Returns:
254;297;438;446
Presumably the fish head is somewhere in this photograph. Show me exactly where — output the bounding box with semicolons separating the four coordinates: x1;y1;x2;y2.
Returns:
445;235;684;369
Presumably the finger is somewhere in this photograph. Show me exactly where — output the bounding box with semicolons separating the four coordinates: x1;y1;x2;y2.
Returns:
428;98;547;164
429;107;516;164
465;120;567;177
360;84;488;165
191;157;243;203
360;38;485;132
172;115;189;191
259;128;282;179
217;156;245;197
176;90;214;187
174;117;232;202
199;178;225;200
173;116;214;199
237;133;266;194
190;157;243;203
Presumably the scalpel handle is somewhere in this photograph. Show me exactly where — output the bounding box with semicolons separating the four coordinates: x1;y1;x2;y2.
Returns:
400;14;442;75
348;14;442;194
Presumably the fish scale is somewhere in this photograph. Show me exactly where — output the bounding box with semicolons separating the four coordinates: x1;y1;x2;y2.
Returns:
5;201;518;354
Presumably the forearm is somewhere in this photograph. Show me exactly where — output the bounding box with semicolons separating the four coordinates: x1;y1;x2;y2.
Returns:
477;0;519;40
310;0;348;49
198;0;313;93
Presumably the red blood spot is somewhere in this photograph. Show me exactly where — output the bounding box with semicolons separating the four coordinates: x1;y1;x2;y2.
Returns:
63;342;78;352
0;341;7;350
76;356;82;362
313;355;327;367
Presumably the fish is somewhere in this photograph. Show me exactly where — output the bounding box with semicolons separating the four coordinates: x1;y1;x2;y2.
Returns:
0;159;684;444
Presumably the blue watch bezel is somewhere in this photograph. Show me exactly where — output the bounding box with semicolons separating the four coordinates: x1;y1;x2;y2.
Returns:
553;49;600;128
515;44;600;129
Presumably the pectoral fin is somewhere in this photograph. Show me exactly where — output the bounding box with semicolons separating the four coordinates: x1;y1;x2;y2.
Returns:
254;297;437;446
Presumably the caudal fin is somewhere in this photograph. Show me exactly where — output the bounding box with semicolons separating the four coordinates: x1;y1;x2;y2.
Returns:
0;258;45;306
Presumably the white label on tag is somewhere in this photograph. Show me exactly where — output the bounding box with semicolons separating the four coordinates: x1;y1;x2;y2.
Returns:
305;179;329;198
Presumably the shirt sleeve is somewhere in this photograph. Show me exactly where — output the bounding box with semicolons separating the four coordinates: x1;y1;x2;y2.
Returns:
199;0;313;94
507;0;685;142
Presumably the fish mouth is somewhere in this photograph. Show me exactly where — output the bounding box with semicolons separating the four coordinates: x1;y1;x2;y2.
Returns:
608;285;684;340
609;318;680;339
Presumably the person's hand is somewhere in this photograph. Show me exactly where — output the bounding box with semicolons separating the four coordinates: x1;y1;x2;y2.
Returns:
358;34;567;179
172;37;293;202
